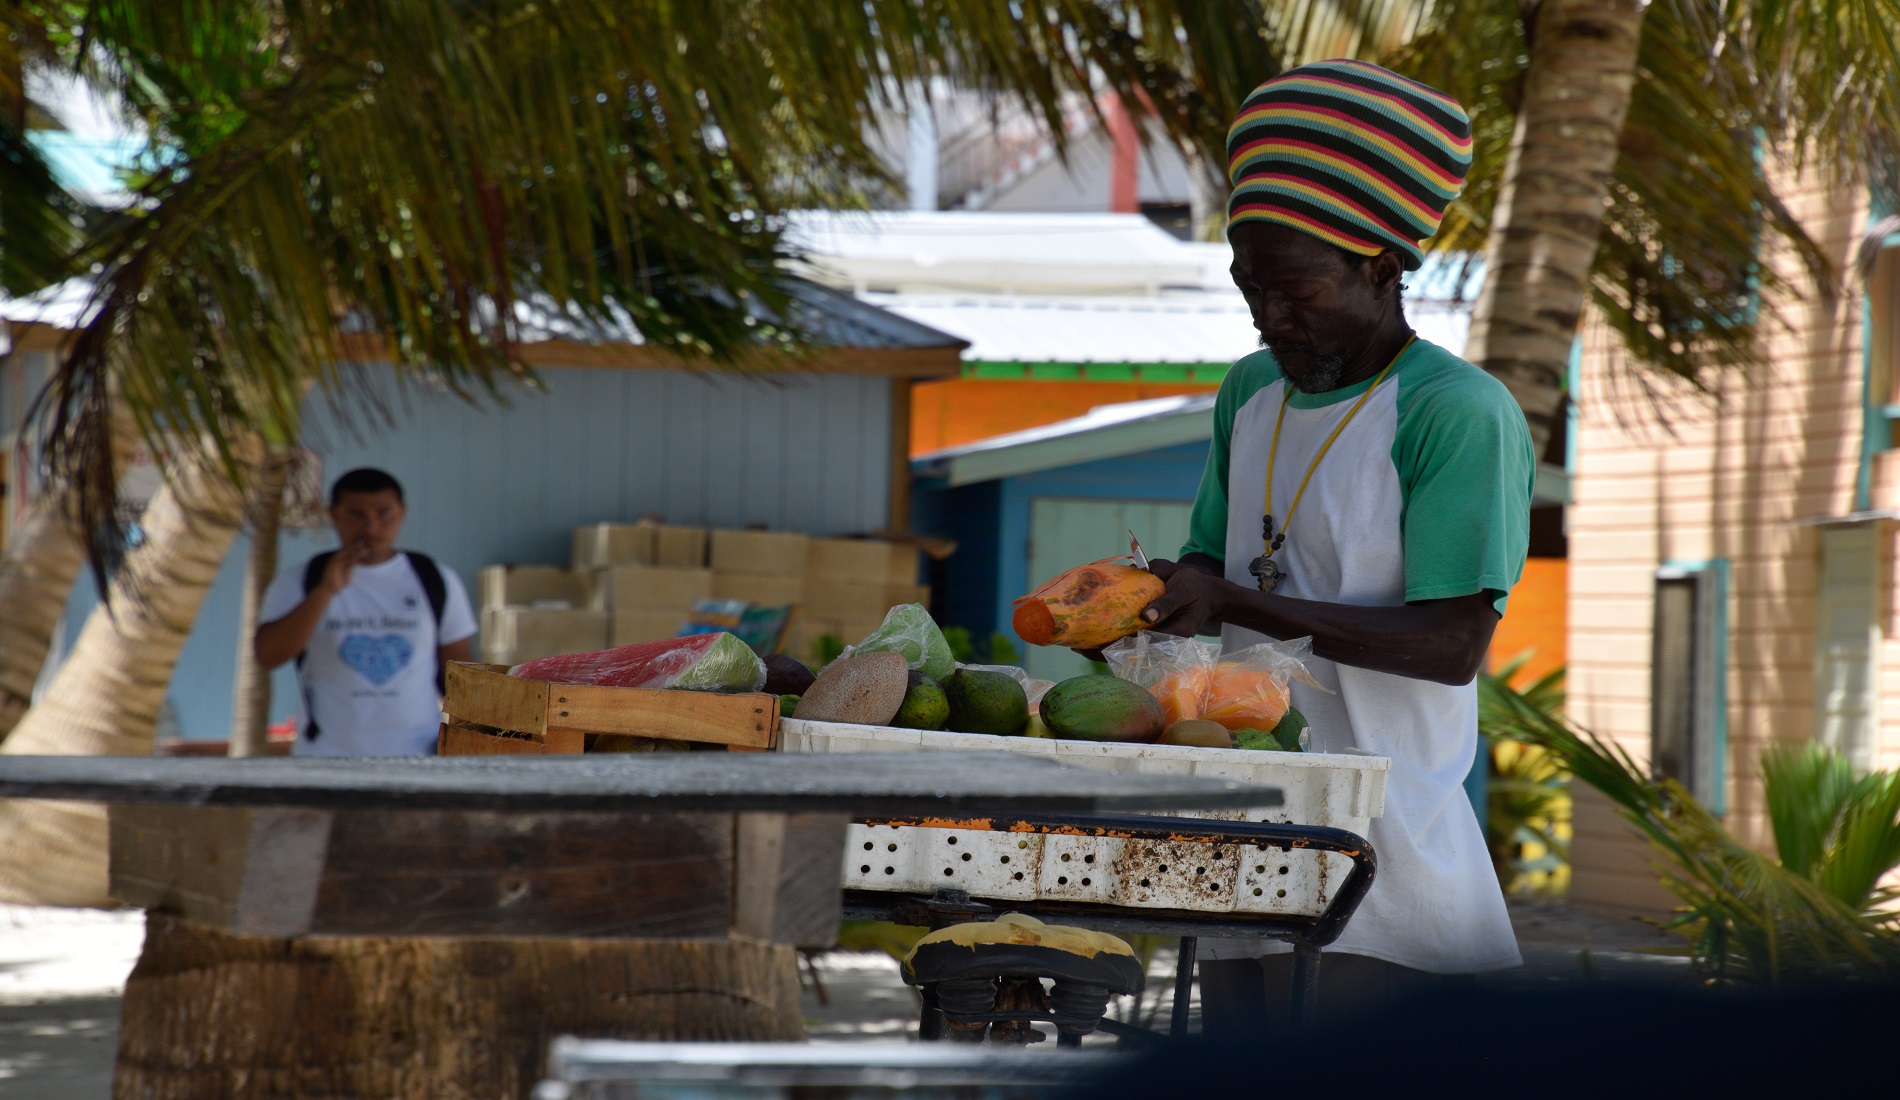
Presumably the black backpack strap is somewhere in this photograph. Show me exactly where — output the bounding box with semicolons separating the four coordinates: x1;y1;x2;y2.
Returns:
404;551;450;693
296;552;337;743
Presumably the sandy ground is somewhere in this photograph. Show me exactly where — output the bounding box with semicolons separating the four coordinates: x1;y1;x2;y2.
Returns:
0;904;145;1099
0;894;1683;1096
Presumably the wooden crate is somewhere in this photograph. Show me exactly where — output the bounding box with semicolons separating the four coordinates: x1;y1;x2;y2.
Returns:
438;661;779;754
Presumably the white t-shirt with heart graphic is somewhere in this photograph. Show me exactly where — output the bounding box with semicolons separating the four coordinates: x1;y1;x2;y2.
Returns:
261;554;477;756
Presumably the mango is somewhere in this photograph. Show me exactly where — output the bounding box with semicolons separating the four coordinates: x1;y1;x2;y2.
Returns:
1011;557;1166;649
1159;719;1234;748
891;670;950;731
1039;676;1165;743
1232;727;1279;751
779;694;800;719
943;669;1029;736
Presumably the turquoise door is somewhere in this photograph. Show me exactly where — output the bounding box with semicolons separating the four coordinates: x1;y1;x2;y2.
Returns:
1021;497;1193;683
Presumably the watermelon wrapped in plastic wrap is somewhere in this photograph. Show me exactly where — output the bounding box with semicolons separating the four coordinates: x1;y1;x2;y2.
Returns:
509;632;766;692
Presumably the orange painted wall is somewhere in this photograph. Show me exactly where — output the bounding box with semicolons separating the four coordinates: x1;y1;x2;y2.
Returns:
911;378;1220;455
1488;556;1567;686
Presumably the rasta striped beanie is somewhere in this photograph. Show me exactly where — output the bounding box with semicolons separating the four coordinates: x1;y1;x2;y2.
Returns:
1225;59;1471;270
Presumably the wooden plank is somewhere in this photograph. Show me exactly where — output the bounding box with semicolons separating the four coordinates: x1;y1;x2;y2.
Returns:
446;661;779;749
550;684;778;749
732;813;788;941
445;662;549;737
772;814;848;947
109;805;254;927
438;723;549;756
109;805;335;936
309;811;736;938
3;753;1283;815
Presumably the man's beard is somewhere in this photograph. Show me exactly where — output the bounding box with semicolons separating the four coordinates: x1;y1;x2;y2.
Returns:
1260;335;1349;393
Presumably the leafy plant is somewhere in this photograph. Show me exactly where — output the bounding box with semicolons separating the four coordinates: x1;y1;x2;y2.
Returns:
1479;660;1571;894
942;626;1025;667
1480;674;1900;986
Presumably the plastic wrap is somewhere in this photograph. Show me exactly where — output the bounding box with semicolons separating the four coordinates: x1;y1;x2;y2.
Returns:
510;632;766;692
842;603;957;680
1101;632;1218;724
1103;631;1322;732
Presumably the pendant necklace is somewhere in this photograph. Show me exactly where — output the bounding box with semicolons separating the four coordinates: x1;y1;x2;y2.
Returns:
1249;336;1415;593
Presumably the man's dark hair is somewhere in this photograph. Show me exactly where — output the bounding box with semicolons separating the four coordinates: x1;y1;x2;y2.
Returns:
329;467;404;506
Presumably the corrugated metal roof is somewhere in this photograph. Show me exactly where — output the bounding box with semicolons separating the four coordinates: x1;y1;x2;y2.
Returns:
868;290;1472;365
787;210;1208;295
3;276;967;355
778;279;968;350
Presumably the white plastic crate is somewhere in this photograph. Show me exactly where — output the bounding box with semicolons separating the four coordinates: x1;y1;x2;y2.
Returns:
780;719;1388;918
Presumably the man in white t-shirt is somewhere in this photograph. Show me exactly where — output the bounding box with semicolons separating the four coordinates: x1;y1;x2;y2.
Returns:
256;468;477;756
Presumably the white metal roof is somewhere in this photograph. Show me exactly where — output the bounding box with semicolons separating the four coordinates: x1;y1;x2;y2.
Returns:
868;289;1471;365
786;210;1208;295
862;291;1256;364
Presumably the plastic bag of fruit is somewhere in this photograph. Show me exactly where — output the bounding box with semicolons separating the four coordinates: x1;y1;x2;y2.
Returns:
1100;631;1218;725
841;603;957;680
1103;631;1323;732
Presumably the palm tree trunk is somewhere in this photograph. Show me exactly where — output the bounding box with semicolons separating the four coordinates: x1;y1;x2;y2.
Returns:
228;449;295;757
0;439;258;906
0;405;138;742
1463;0;1650;456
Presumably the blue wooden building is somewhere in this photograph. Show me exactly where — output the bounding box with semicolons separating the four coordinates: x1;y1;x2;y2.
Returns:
911;395;1215;683
2;282;964;739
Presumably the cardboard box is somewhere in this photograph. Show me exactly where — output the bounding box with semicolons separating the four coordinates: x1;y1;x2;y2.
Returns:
802;581;930;624
781;617;844;663
572;522;708;569
710;529;810;577
712;573;805;608
588;566;714;615
651;525;708;568
481;607;609;664
610;610;689;647
571;524;655;569
480;565;589;612
805;538;920;586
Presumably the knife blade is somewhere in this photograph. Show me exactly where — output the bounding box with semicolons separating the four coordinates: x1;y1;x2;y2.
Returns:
1128;530;1150;571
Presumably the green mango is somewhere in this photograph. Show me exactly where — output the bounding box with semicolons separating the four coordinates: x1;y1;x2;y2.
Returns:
892;671;950;731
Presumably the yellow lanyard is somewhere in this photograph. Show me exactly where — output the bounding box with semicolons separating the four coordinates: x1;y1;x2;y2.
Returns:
1261;337;1414;561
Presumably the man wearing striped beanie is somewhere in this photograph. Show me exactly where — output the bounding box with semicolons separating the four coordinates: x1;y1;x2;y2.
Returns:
1130;61;1535;1020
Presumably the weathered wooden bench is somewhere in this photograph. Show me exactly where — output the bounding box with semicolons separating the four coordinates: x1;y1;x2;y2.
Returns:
0;752;1280;1099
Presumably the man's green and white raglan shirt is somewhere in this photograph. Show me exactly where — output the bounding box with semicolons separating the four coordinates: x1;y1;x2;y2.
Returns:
1184;337;1533;973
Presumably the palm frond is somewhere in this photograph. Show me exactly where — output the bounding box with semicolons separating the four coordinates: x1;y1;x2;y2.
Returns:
34;0;1321;570
1813;769;1900;912
1482;672;1900;984
1761;743;1859;879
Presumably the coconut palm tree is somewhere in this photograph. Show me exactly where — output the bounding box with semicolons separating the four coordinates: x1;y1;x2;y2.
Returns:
0;438;257;906
1397;0;1900;455
0;404;136;742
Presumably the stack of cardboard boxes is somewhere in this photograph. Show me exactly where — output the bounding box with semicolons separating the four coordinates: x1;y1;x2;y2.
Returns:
788;537;931;662
478;521;927;665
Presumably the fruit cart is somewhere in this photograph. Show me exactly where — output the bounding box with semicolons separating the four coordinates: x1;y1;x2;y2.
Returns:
780;717;1388;1038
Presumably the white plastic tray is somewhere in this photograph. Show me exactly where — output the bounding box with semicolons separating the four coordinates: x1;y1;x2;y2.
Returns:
780;719;1388;918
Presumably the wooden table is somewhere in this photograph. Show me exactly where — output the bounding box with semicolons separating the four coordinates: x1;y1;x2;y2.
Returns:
0;753;1281;1099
